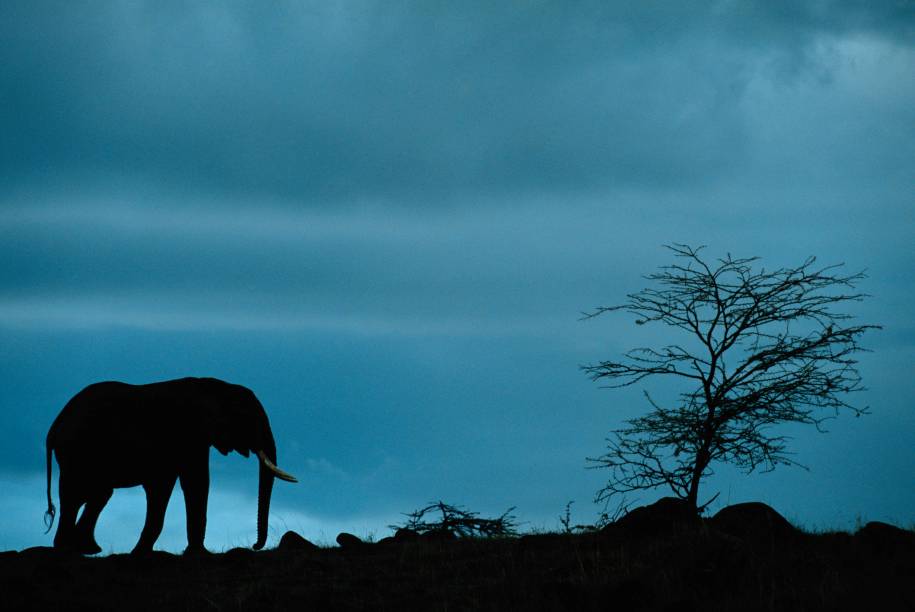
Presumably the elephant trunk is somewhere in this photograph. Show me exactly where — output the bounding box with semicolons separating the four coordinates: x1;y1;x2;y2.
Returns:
254;441;277;551
252;440;297;549
254;462;274;550
253;436;276;550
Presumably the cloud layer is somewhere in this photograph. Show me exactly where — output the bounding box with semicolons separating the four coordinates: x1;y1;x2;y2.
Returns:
1;1;913;551
3;2;911;204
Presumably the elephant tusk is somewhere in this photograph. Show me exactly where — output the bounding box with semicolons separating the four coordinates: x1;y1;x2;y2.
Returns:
257;450;298;483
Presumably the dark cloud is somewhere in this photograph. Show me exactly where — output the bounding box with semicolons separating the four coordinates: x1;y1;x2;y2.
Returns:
1;1;913;552
3;1;910;205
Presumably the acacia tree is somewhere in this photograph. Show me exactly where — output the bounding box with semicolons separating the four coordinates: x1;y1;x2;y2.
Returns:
582;244;879;511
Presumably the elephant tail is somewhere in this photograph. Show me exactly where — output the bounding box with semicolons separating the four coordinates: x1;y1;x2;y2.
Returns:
43;440;56;533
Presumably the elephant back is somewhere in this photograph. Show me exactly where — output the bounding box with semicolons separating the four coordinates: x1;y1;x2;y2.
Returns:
48;381;136;448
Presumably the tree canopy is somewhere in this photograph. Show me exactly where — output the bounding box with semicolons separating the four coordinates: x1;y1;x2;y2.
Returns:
583;244;879;510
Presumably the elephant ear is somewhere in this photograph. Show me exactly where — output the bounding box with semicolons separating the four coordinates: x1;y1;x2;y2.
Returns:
200;393;253;457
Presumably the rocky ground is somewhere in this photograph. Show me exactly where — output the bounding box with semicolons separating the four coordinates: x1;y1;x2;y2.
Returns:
2;501;913;611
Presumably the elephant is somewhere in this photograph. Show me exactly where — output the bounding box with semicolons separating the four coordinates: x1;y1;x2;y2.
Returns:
44;377;297;554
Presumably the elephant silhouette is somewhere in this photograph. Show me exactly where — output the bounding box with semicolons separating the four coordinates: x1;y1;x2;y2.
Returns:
44;377;297;554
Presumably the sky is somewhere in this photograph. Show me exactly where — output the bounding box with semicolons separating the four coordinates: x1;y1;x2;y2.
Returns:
1;1;913;552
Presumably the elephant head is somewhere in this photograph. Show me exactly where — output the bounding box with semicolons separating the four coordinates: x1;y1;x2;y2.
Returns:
45;377;297;554
198;381;298;549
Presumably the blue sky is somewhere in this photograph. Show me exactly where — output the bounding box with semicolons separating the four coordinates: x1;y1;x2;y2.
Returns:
1;1;913;552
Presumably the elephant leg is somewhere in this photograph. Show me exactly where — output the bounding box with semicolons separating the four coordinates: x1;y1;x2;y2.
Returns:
53;472;85;551
179;447;210;554
74;487;113;554
132;476;176;554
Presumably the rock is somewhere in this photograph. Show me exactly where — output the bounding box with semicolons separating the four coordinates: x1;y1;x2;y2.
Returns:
336;532;364;548
855;521;915;557
858;520;909;538
377;529;419;545
277;530;319;552
606;497;700;537
709;502;797;541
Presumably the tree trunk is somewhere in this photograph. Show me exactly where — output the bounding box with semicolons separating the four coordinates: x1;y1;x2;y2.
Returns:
686;468;701;510
686;442;711;510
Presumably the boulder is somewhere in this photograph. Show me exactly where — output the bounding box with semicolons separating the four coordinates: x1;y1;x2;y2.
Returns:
855;521;915;557
605;497;700;537
336;532;365;548
378;528;421;545
277;530;319;552
709;502;797;541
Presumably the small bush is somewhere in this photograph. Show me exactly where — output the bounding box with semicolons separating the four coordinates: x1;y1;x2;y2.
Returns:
391;501;519;538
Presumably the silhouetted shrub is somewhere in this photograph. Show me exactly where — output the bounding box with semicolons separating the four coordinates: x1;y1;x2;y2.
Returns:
394;527;420;542
391;501;519;538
